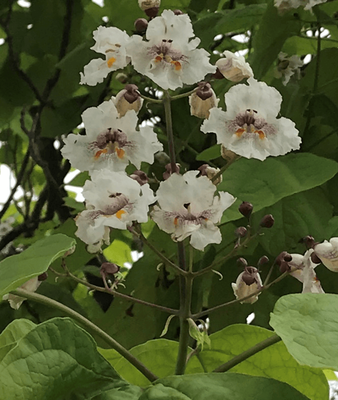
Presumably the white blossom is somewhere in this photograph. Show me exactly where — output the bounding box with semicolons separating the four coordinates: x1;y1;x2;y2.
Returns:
274;0;326;12
216;51;253;82
232;267;263;304
126;10;215;90
80;26;130;86
201;78;301;161
61;99;162;174
314;238;338;272
75;170;155;252
3;277;41;310
275;52;303;85
151;171;235;251
289;249;324;293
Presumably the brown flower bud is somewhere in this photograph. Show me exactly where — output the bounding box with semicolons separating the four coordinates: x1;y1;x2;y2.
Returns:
163;163;180;180
145;6;159;18
258;256;269;266
130;170;149;186
235;226;247;238
310;252;322;264
173;9;183;15
100;262;120;278
238;201;253;219
237;257;248;268
134;18;148;33
260;214;274;228
38;272;48;281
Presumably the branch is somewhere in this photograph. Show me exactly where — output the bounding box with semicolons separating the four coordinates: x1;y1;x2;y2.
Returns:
11;288;158;383
212;334;281;373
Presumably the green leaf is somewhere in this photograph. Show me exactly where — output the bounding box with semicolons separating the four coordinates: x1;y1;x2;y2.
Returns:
0;317;142;400
99;339;204;387
270;293;338;370
197;324;328;400
141;373;310;399
196;144;221;161
218;153;338;223
0;319;36;362
0;234;76;297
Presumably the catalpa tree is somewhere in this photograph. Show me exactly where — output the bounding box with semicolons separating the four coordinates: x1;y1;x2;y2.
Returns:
0;0;338;399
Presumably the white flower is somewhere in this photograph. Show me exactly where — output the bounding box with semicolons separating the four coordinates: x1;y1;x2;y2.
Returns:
274;0;326;12
275;52;303;85
3;277;41;310
201;78;301;161
232;267;263;304
75;170;155;252
80;26;130;86
126;10;216;90
314;238;338;272
215;51;253;82
61;99;162;174
288;249;324;293
151;171;235;251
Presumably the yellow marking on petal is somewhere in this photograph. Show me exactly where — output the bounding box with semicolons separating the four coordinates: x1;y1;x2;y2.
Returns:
171;61;182;71
155;54;163;63
94;148;108;159
174;217;179;226
115;209;126;219
107;57;116;68
116;148;125;159
235;128;245;137
255;130;265;140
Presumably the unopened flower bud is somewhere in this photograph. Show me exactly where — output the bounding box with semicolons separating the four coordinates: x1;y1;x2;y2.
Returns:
275;251;291;273
38;272;48;281
213;68;226;80
238;201;253;219
163;163;180;180
235;226;247;238
173;9;183;15
134;18;148;33
215;51;253;83
237;257;248;268
197;164;222;185
113;84;143;117
260;214;274;228
100;262;120;278
155;151;170;165
145;7;159;18
258;256;269;266
310;252;322;264
138;0;160;10
189;82;218;119
221;146;237;162
115;73;128;84
300;235;316;249
130;170;149;186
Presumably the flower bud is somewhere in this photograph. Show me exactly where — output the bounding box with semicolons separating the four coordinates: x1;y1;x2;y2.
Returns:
215;51;253;83
310;252;322;264
115;73;128;84
275;251;292;273
237;257;248;268
258;255;269;266
314;238;338;272
100;262;120;278
300;235;316;249
134;18;148;33
189;82;218;119
259;214;274;228
235;226;247;238
155;151;170;165
138;0;160;11
173;9;183;15
232;266;262;304
113;84;143;117
197;164;222;185
130;170;149;186
38;272;48;281
238;201;253;219
163;163;180;180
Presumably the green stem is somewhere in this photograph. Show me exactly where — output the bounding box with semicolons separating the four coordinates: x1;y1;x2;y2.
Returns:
163;91;177;173
170;87;197;101
213;334;281;372
12;288;158;383
139;93;162;104
211;155;240;184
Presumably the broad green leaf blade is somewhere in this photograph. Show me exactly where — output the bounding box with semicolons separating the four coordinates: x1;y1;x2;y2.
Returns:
140;373;310;400
0;234;76;297
196;144;221;161
196;324;328;400
219;153;338;223
99;339;204;386
0;319;36;362
0;317;142;400
270;294;338;371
